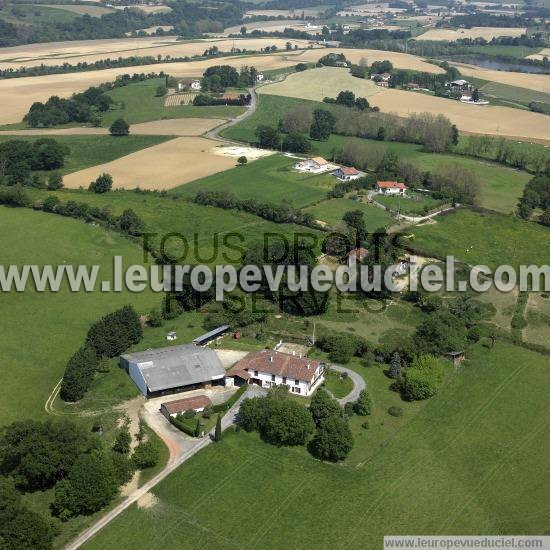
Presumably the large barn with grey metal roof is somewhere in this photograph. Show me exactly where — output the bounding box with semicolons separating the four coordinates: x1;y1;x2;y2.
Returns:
120;344;225;398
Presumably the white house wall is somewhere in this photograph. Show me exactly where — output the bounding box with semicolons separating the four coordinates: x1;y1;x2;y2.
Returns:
128;362;148;396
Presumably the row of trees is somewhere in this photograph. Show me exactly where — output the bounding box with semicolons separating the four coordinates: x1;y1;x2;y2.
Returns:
60;305;142;401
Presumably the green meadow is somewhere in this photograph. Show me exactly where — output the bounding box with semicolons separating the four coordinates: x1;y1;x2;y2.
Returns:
305;197;394;229
85;342;550;549
102;78;245;127
0;206;158;427
173;154;334;208
410;208;550;270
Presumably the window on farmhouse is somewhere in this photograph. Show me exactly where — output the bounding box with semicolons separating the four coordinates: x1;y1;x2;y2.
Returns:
254;370;258;376
271;374;275;381
293;387;301;394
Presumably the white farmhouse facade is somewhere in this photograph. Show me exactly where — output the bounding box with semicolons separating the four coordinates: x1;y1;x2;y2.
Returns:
226;350;325;397
294;156;330;173
375;181;407;196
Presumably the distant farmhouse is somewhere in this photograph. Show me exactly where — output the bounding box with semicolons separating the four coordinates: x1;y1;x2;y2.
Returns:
121;344;225;397
348;247;368;268
226;350;325;397
333;166;363;181
371;72;391;86
295;156;330;173
375;181;407;196
178;79;202;92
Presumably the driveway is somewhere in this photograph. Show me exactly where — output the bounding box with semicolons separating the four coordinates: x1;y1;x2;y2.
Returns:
329;365;367;405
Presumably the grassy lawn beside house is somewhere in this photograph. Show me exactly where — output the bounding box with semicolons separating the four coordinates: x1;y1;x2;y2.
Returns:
375;193;446;215
171;154;335;208
84;342;550;548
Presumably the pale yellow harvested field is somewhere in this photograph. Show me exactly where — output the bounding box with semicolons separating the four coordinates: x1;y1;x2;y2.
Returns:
290;48;446;73
525;48;550;61
41;4;114;16
0;37;312;69
0;52;308;124
450;62;550;93
0;118;225;136
257;66;381;101
63;137;237;190
368;88;550;141
259;66;550;141
419;27;527;41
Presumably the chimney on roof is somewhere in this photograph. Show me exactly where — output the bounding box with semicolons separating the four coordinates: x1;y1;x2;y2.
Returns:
306;363;310;369
292;351;295;356
270;355;273;362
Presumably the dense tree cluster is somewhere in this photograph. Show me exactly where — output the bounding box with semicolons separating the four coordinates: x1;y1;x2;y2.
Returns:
308;389;354;462
193;93;251;106
60;345;99;402
517;176;550;224
238;387;315;446
0;138;69;181
0;477;57;549
398;355;447;401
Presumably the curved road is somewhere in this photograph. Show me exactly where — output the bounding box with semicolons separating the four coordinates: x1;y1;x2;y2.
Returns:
329;365;367;405
65;385;265;550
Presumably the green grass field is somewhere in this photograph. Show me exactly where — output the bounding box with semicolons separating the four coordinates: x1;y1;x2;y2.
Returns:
375;193;446;215
410;208;550;270
0;206;158;427
305;198;394;230
0;4;79;25
467;44;541;58
480;80;550;111
0;134;173;175
222;95;532;214
85;342;550;548
102;78;245;127
172;154;334;208
26;186;323;263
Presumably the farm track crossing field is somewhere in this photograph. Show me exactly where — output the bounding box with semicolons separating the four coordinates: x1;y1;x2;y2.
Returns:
84;343;550;548
62;137;238;190
418;27;527;41
410;209;550;270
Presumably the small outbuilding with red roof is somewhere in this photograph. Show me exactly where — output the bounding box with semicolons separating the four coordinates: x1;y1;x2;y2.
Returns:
375;181;407;196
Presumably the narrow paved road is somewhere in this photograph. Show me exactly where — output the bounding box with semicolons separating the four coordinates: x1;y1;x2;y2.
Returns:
205;85;257;143
330;365;367;405
65;385;264;550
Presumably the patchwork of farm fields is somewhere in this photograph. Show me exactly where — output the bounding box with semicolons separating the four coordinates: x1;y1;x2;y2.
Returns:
258;68;550;142
418;27;527;41
85;343;550;548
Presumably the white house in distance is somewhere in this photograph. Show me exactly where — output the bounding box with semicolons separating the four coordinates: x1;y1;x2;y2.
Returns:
333;166;363;181
294;156;330;173
226;350;325;397
375;181;407;196
256;72;265;82
178;79;202;92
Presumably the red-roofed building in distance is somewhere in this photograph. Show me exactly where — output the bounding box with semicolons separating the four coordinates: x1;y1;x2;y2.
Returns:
333;166;363;181
375;181;407;196
226;350;325;397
